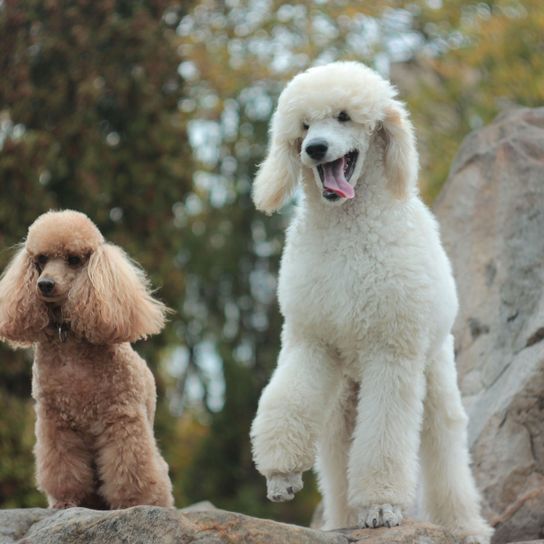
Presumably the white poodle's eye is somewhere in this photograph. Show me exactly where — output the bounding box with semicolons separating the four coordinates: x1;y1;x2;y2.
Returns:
337;111;351;123
302;122;309;130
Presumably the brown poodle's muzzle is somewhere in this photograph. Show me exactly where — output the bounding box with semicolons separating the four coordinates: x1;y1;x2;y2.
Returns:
35;257;81;303
38;277;55;296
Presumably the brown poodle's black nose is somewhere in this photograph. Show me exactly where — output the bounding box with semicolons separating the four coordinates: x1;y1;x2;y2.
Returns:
305;139;328;161
38;278;55;295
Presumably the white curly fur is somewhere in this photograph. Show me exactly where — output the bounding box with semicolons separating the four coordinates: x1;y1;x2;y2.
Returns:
250;62;493;544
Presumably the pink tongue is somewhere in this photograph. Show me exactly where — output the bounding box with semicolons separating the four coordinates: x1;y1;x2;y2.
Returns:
322;156;355;199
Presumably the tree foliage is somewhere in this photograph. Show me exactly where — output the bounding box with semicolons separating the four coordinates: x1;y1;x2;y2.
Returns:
0;0;192;507
409;0;544;198
174;0;544;524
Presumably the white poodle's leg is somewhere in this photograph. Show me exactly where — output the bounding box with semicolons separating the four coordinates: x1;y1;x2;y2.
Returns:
315;378;358;530
421;335;493;544
251;334;341;502
348;352;426;528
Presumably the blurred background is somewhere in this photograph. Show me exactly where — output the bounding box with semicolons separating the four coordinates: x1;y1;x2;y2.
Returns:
0;0;542;526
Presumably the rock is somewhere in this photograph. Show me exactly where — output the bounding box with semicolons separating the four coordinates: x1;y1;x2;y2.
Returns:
185;509;347;544
179;500;216;513
0;509;51;544
334;519;457;544
0;507;457;544
433;107;544;543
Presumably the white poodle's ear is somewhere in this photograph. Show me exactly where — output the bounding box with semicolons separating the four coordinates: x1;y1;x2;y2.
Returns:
253;113;300;215
382;101;419;199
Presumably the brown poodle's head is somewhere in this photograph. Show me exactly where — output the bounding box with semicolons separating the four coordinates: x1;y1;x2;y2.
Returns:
0;210;168;347
26;210;105;304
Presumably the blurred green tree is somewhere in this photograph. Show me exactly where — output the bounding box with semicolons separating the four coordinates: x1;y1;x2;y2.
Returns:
408;0;544;198
0;0;192;507
171;0;389;523
175;0;544;525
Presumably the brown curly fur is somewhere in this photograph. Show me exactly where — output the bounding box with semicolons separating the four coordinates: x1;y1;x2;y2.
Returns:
0;210;174;509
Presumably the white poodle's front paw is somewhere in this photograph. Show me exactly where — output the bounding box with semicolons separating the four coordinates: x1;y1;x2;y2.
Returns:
266;472;303;502
358;503;403;528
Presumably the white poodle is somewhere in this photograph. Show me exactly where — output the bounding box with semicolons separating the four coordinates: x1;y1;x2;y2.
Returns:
250;62;493;543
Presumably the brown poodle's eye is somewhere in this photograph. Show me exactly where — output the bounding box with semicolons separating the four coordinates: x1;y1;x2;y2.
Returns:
67;255;82;267
302;122;309;130
337;111;351;123
35;254;48;271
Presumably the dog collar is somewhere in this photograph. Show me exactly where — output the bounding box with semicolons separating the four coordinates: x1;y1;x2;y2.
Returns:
46;307;69;343
57;322;69;343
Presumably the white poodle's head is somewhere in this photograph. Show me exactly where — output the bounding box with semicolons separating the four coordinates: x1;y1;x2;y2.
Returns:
253;61;418;213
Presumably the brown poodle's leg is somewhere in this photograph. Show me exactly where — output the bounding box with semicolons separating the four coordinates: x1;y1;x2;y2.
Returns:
96;412;173;508
80;490;109;510
35;412;94;508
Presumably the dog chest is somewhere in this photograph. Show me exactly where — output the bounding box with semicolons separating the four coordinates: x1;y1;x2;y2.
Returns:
277;228;444;351
276;197;459;353
32;342;148;429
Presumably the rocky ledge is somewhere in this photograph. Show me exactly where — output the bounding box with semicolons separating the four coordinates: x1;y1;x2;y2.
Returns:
4;504;544;544
0;504;465;544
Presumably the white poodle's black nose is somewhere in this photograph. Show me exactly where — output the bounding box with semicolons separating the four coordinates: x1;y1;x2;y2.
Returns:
305;139;328;161
38;278;55;295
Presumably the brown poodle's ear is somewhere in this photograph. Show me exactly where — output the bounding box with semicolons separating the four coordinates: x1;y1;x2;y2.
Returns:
253;112;300;215
382;101;419;199
66;243;169;344
0;246;48;347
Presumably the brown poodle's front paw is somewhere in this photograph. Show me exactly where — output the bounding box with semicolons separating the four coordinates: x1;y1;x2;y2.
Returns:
52;500;78;509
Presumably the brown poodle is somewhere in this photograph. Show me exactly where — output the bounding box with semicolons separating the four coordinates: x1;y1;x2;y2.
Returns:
0;210;174;509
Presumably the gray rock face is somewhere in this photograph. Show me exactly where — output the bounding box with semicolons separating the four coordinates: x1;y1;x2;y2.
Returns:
0;506;458;544
434;107;544;543
0;509;51;544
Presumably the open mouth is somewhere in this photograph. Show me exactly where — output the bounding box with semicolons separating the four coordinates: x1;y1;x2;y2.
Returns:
317;150;359;201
